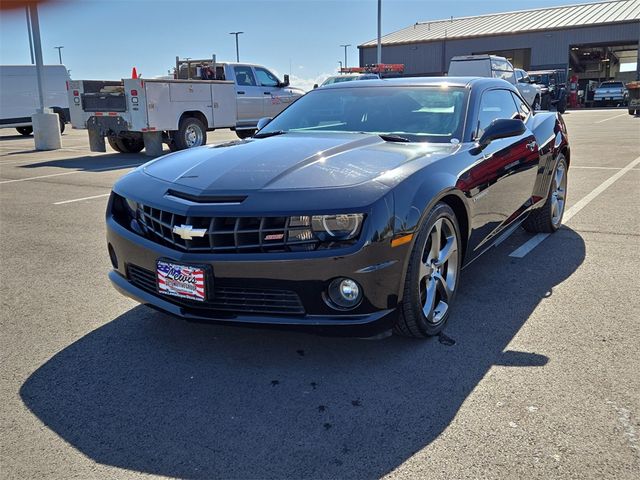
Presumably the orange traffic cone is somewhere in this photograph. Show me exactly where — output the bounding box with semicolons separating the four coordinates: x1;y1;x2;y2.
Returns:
131;67;138;79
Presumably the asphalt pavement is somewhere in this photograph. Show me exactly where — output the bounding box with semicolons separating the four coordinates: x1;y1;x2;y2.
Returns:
1;111;639;479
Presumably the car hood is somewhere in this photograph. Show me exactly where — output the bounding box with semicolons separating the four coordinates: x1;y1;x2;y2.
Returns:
142;133;457;193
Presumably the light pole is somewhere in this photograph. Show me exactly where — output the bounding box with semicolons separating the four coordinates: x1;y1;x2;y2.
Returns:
229;31;243;62
377;0;382;64
339;44;351;69
54;46;64;64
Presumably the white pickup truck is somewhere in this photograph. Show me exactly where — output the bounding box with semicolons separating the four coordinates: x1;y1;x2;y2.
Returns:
448;55;542;110
68;60;303;155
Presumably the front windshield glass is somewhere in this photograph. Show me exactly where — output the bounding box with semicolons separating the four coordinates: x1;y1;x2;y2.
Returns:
321;76;359;86
260;86;467;143
530;74;550;85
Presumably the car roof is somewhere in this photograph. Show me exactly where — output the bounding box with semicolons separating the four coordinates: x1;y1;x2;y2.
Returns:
318;76;511;90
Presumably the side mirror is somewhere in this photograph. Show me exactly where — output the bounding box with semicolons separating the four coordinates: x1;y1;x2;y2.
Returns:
313;83;319;89
281;74;290;87
256;117;272;131
474;118;526;151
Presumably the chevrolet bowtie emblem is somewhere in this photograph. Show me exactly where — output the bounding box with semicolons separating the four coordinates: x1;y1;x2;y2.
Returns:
172;224;207;240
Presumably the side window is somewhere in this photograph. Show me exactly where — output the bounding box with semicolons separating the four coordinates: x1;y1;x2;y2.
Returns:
233;66;257;87
255;67;280;87
476;89;520;138
510;92;531;119
515;70;523;81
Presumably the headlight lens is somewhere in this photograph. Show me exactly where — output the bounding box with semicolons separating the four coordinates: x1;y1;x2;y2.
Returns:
311;214;363;241
124;198;138;217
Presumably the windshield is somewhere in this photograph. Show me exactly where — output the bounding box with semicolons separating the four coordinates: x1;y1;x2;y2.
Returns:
259;86;468;143
529;74;550;85
321;75;360;86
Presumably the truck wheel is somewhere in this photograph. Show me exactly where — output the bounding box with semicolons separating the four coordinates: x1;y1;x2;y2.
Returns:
629;109;636;116
117;137;144;153
59;117;65;134
236;129;255;140
541;95;550;110
107;136;125;153
16;127;33;136
174;117;207;150
557;98;567;114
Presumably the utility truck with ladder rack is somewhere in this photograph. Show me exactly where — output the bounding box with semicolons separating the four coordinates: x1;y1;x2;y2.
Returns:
68;57;303;155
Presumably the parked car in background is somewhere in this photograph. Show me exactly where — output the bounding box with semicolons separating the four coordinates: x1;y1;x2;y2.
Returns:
528;69;568;113
447;55;540;109
315;73;380;89
515;68;542;110
106;77;570;339
593;81;628;107
0;64;69;135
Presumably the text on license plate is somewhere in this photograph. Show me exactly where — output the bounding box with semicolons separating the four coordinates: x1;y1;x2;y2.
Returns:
157;260;206;302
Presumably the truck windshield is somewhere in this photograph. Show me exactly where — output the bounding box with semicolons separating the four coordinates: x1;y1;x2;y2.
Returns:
259;86;467;143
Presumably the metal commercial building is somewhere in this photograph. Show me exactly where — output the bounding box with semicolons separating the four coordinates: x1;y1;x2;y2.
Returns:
359;0;640;83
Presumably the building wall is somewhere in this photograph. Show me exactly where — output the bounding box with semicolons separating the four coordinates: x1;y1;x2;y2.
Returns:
360;22;640;76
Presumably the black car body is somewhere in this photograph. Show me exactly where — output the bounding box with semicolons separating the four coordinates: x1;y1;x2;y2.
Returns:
107;77;569;338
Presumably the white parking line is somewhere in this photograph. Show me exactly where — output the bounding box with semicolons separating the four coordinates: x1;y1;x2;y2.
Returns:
53;193;111;205
510;155;640;258
0;163;141;184
595;113;628;123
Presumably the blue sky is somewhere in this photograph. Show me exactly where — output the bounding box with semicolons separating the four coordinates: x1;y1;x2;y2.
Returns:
1;0;601;90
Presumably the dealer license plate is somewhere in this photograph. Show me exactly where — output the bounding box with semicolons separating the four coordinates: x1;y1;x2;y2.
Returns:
157;260;206;302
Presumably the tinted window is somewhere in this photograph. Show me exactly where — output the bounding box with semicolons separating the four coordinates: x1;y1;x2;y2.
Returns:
234;66;256;86
255;67;279;87
515;70;523;80
476;89;519;137
259;86;468;143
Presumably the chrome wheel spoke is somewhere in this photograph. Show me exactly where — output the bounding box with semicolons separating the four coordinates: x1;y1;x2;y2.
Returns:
436;236;457;267
433;271;453;303
422;278;437;319
428;219;442;261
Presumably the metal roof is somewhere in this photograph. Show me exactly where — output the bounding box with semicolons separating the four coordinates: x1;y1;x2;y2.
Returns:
360;0;640;47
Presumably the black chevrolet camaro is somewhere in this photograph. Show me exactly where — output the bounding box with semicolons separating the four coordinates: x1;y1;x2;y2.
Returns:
106;77;569;338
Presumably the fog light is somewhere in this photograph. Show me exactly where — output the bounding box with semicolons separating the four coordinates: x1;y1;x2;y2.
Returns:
327;278;362;309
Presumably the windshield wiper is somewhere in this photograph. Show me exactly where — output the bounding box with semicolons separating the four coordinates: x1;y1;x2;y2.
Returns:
253;130;287;139
378;133;411;143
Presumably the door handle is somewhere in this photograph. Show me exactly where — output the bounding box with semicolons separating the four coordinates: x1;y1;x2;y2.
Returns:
526;140;537;151
263;92;271;95
237;91;245;95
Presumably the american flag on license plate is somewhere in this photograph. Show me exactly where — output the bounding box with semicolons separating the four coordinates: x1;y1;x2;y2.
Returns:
157;261;205;302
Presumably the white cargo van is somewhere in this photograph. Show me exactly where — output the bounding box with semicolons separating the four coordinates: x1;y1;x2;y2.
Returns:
0;64;70;135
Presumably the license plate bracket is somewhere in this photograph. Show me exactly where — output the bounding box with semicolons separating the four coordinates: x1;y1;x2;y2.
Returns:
156;259;210;302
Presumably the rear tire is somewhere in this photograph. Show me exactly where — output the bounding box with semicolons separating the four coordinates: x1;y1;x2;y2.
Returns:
629;109;636;116
174;117;207;150
523;154;568;233
395;202;462;338
236;129;256;140
16;126;33;136
107;136;124;153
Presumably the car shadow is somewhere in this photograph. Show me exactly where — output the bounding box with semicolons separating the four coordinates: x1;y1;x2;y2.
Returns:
16;153;149;172
20;228;585;479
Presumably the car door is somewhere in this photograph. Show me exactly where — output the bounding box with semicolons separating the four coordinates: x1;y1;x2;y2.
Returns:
515;70;535;106
462;88;540;255
232;65;264;126
254;66;289;118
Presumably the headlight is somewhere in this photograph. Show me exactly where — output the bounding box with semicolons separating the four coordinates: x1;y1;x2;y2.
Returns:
311;214;363;241
124;198;138;217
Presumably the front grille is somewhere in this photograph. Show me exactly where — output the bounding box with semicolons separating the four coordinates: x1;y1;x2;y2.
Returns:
137;204;318;253
128;264;305;315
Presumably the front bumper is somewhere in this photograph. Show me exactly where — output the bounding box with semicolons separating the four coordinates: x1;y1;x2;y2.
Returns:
107;216;407;337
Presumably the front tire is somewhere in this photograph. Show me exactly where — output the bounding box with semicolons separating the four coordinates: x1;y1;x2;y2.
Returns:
395;202;462;338
16;126;33;136
174;117;207;150
523;154;568;233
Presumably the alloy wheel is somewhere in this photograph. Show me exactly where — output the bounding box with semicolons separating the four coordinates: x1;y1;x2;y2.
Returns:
419;217;459;324
551;161;567;227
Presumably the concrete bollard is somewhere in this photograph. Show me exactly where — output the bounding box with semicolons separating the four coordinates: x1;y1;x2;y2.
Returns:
31;108;62;151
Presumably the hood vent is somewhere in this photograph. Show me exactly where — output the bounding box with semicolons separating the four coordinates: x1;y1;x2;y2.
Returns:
166;189;247;205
